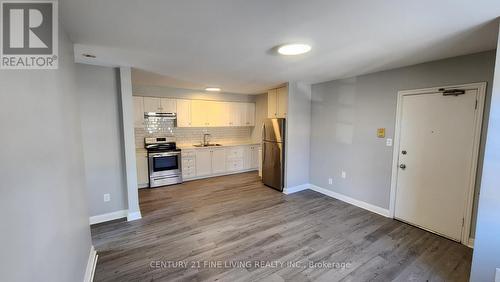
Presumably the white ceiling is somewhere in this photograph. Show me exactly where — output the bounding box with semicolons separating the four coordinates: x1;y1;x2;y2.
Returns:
62;0;500;94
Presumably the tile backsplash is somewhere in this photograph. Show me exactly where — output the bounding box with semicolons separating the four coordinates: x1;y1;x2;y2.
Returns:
135;126;253;148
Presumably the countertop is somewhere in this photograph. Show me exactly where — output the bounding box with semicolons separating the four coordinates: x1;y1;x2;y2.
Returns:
136;141;261;153
177;141;261;150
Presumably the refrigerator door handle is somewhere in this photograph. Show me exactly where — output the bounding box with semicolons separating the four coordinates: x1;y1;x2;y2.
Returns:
262;123;266;141
262;142;266;163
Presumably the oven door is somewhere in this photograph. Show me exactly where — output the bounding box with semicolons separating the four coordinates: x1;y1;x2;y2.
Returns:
148;152;181;178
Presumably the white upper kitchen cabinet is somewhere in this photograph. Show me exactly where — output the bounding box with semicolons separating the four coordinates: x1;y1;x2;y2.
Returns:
143;97;176;113
191;100;209;127
228;102;242;126
133;96;145;128
176;99;192;127
211;102;226;127
277;86;288;118
267;89;277;118
160;98;177;113
242;103;255;126
195;149;212;177
267;86;287;118
143;97;162;112
211;148;226;174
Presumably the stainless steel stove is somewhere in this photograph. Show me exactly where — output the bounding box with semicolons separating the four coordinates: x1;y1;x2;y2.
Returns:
145;137;182;188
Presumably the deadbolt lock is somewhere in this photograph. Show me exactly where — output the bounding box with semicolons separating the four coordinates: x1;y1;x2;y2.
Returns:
402;150;407;155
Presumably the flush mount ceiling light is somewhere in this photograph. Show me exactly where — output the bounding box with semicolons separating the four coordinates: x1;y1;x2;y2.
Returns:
277;43;312;55
205;87;221;92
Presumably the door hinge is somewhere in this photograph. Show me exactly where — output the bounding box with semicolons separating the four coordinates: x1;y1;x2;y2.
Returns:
475;100;478;109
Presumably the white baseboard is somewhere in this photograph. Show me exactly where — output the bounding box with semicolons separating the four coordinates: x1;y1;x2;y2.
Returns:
283;183;311;195
308;184;391;217
138;183;149;189
127;211;142;221
468;238;475;248
83;245;98;282
89;210;128;225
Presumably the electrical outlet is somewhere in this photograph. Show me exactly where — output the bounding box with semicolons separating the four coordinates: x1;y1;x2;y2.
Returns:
386;138;393;147
103;193;110;202
341;170;346;179
328;178;333;185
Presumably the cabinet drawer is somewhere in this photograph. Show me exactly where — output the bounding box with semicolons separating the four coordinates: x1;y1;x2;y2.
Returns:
183;170;195;178
182;158;195;166
182;150;195;157
227;158;244;172
226;147;244;159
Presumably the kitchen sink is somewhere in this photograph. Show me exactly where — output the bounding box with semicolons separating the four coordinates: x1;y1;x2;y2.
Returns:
193;144;222;147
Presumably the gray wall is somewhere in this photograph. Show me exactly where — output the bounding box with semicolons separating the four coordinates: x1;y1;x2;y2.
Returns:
471;25;500;282
0;30;92;281
285;82;312;188
132;85;258;102
310;51;496;236
77;64;128;217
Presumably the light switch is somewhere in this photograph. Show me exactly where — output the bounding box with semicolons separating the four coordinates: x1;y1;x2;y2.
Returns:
328;178;333;185
341;170;346;179
386;138;393;147
104;194;110;202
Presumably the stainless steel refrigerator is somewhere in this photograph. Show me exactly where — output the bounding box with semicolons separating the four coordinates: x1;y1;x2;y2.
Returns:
262;118;286;191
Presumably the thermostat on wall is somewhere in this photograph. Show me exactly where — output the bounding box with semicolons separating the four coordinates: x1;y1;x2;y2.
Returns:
377;128;386;138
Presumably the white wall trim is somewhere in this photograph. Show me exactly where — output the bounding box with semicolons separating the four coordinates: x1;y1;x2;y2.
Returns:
89;210;128;225
308;184;390;217
283;183;311;195
83;246;98;282
389;82;487;246
127;211;142;221
468;238;475;249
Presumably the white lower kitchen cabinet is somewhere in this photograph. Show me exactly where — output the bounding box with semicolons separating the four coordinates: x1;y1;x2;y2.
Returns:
211;148;226;174
181;144;260;181
195;149;212;177
181;150;196;179
136;151;149;188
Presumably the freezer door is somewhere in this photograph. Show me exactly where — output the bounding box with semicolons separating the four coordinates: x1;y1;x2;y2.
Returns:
262;141;284;191
262;119;285;143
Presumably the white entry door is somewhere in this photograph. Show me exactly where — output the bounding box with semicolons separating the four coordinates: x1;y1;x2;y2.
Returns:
394;88;480;241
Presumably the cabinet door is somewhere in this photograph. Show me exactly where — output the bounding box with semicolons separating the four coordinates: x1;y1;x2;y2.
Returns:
251;145;260;169
136;152;149;187
277;86;288;118
195;149;212;177
191;100;209;127
143;97;162;112
227;102;241;126
160;98;177;113
210;101;226;127
244;103;255;126
176;99;192;127
267;89;277;118
243;146;252;169
133;96;144;128
211;148;226;174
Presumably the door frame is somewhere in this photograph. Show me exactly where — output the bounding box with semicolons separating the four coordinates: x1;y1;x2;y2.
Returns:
389;82;487;246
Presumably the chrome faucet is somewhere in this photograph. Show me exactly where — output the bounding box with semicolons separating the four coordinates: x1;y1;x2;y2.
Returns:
203;133;211;146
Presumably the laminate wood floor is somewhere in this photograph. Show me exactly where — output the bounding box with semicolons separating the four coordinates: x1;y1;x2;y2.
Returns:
91;172;472;282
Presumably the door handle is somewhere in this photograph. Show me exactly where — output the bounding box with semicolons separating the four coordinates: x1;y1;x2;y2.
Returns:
399;164;406;169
